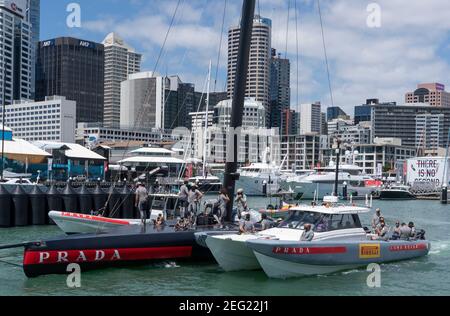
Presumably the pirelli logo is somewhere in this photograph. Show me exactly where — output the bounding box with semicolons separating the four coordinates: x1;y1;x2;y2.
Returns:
359;244;381;259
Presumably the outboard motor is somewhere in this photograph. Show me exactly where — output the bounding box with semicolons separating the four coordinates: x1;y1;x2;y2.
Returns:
415;229;426;240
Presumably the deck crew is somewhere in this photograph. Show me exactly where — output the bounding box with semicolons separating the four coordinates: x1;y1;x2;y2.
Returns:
399;223;412;240
235;189;248;219
187;185;203;218
408;222;416;238
135;183;149;224
260;213;272;231
178;180;190;218
374;220;389;241
239;213;255;234
301;224;314;242
371;208;383;230
217;188;231;224
392;221;401;240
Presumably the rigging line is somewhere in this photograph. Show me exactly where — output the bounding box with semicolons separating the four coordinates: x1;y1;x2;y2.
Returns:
285;0;291;59
214;0;227;93
317;0;335;107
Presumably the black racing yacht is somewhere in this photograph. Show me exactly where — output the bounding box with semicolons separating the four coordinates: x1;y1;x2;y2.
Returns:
16;0;257;278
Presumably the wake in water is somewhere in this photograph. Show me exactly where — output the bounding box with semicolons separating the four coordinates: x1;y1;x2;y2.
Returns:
428;240;450;255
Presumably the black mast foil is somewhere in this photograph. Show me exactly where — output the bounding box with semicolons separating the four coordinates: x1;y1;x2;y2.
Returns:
224;0;256;222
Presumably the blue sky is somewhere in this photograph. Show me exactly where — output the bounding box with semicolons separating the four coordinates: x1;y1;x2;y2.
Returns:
40;0;450;115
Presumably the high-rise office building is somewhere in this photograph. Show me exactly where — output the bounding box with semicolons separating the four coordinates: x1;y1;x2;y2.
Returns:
298;102;322;134
269;48;290;129
102;32;141;128
36;37;105;123
354;99;397;124
0;0;33;105
227;15;272;121
327;106;348;121
405;83;450;107
26;0;40;98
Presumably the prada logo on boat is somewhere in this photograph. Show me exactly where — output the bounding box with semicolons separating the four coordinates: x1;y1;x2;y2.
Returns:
272;247;347;255
389;244;428;252
23;247;193;265
359;244;381;259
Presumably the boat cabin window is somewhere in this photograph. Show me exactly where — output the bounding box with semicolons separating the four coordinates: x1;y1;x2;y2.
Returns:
280;211;362;232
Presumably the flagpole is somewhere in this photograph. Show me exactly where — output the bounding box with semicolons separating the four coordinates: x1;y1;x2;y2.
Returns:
1;61;7;181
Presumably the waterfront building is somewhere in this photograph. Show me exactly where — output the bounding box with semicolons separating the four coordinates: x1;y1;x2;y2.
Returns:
0;0;33;106
102;32;141;128
370;102;450;150
327;118;354;135
76;123;175;146
405;83;450;107
354;99;396;124
269;48;290;129
2;96;76;143
280;134;321;172
280;108;298;136
321;138;416;175
227;15;272;120
298;102;322;134
34;140;106;181
36;37;105;123
0;126;50;179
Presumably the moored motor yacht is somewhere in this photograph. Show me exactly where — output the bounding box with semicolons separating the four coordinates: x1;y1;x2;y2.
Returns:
379;185;416;200
282;163;381;200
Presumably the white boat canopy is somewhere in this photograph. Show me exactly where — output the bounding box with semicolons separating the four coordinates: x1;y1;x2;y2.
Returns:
289;204;371;215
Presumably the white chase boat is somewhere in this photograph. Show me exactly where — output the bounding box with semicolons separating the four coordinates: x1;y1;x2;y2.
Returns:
202;196;430;276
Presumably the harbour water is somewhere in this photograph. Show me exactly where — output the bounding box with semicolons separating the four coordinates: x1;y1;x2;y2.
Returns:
0;198;449;296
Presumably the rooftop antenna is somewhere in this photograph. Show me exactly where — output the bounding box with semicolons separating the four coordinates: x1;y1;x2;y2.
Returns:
224;0;256;222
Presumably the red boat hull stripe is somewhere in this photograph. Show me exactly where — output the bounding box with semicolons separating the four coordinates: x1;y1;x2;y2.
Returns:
23;247;193;265
273;246;347;255
59;212;131;226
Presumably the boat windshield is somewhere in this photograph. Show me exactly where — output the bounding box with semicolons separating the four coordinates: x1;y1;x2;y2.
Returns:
279;211;362;232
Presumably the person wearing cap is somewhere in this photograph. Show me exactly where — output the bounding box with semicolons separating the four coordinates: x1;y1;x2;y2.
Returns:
371;208;383;230
235;188;248;220
392;221;401;240
374;220;389;241
178;180;190;218
239;213;255;234
135;183;149;225
301;224;314;241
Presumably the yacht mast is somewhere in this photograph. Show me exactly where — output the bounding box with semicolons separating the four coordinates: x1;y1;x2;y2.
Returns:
224;0;255;222
203;60;212;179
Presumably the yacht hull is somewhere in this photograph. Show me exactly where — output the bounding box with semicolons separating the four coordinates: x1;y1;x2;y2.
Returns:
247;239;430;279
283;181;375;200
379;190;416;200
204;234;260;271
236;175;280;196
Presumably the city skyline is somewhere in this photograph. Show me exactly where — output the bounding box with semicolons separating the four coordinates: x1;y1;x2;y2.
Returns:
39;0;450;115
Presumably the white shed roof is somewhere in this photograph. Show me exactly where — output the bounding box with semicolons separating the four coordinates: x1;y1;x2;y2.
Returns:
34;141;106;160
130;147;174;155
1;139;51;156
118;156;185;165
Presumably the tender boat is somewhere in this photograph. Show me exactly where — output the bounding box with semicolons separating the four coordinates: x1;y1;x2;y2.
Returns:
200;196;430;276
379;185;416;200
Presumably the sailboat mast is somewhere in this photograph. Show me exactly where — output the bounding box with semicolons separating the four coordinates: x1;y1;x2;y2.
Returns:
224;0;256;222
203;60;212;178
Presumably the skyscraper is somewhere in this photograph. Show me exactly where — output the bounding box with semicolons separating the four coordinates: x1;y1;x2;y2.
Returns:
0;0;33;105
36;37;105;123
269;48;290;129
102;32;141;128
227;15;272;122
26;0;40;98
299;102;322;134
